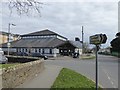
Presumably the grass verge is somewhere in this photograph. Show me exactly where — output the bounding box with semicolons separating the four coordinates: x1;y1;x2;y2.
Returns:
51;68;102;90
0;63;19;69
80;55;95;60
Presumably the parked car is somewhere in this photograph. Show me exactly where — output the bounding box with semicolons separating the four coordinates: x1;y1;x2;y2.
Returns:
30;53;48;60
16;52;28;56
0;48;8;64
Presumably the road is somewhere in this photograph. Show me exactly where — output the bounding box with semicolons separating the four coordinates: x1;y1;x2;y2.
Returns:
0;69;2;89
45;55;118;88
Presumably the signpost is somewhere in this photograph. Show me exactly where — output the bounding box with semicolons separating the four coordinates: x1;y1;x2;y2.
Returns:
90;34;107;45
89;34;107;90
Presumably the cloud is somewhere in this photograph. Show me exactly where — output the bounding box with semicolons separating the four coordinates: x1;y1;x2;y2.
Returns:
1;1;118;47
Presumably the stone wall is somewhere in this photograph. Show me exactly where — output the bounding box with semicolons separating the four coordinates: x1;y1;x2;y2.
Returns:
1;60;44;88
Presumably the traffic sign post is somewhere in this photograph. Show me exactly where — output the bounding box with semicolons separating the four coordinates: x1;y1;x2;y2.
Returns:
89;34;107;90
95;45;98;90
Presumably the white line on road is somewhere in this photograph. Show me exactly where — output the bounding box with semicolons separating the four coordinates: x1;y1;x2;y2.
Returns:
102;68;117;88
107;76;110;80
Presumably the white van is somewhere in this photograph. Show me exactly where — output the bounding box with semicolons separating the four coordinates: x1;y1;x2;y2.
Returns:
0;48;8;64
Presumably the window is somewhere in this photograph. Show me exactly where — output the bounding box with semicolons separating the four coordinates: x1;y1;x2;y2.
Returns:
22;48;24;52
25;49;27;52
19;48;21;52
44;48;50;54
35;49;37;52
39;49;41;53
50;49;52;54
42;49;44;54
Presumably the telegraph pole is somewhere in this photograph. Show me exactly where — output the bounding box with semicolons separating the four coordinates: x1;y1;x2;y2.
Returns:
82;26;84;54
7;23;16;56
7;23;10;56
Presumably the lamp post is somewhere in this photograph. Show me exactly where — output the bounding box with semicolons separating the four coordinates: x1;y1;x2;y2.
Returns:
81;26;84;54
7;23;16;56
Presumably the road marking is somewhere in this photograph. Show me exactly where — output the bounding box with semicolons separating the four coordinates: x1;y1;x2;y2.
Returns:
102;68;117;88
111;81;114;85
107;76;110;80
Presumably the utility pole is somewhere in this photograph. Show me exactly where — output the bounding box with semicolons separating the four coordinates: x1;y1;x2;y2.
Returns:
82;26;84;54
7;23;16;56
7;23;10;56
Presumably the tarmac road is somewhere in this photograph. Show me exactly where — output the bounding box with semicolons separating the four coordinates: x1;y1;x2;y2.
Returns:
0;69;2;89
45;55;118;88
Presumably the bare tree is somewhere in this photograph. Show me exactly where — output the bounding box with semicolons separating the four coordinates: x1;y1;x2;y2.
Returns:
83;42;90;53
8;0;43;16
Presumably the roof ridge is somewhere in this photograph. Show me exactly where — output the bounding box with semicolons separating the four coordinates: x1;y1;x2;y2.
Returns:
22;29;58;36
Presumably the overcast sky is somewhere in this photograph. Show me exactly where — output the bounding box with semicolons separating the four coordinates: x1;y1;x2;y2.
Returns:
0;0;118;47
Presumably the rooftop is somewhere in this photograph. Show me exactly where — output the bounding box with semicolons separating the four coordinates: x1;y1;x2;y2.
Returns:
69;41;82;48
2;37;66;48
21;29;67;40
0;31;20;36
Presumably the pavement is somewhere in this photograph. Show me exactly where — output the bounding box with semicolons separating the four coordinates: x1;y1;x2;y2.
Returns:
49;56;74;60
17;65;63;88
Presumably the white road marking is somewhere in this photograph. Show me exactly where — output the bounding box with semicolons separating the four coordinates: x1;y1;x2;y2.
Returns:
111;81;113;85
108;76;110;80
102;68;117;88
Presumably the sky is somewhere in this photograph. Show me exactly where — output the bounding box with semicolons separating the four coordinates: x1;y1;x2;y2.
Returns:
0;0;119;48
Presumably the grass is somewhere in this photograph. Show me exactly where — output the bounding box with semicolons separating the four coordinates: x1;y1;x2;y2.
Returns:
80;55;95;60
51;68;102;90
0;63;19;69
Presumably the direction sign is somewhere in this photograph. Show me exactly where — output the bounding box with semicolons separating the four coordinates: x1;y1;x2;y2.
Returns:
89;34;107;90
90;34;107;45
101;34;107;43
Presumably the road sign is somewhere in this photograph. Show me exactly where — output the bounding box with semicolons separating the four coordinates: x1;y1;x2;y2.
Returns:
101;34;107;43
90;34;107;45
89;34;107;90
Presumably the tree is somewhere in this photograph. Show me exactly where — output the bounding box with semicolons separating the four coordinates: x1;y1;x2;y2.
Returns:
110;32;120;51
83;42;91;53
8;0;43;16
116;32;120;37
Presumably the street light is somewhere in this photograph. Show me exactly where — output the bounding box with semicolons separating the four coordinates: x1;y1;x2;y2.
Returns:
81;26;84;54
7;23;16;56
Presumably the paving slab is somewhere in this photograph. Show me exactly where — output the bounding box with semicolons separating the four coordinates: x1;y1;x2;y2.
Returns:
17;65;62;88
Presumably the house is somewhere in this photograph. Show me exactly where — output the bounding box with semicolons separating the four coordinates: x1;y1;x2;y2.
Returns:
0;31;20;44
98;46;111;53
2;29;82;57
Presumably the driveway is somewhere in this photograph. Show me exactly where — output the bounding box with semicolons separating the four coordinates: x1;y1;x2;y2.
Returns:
45;55;118;88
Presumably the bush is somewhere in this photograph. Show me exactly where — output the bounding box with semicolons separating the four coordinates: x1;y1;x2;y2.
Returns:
111;52;120;58
98;52;111;55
